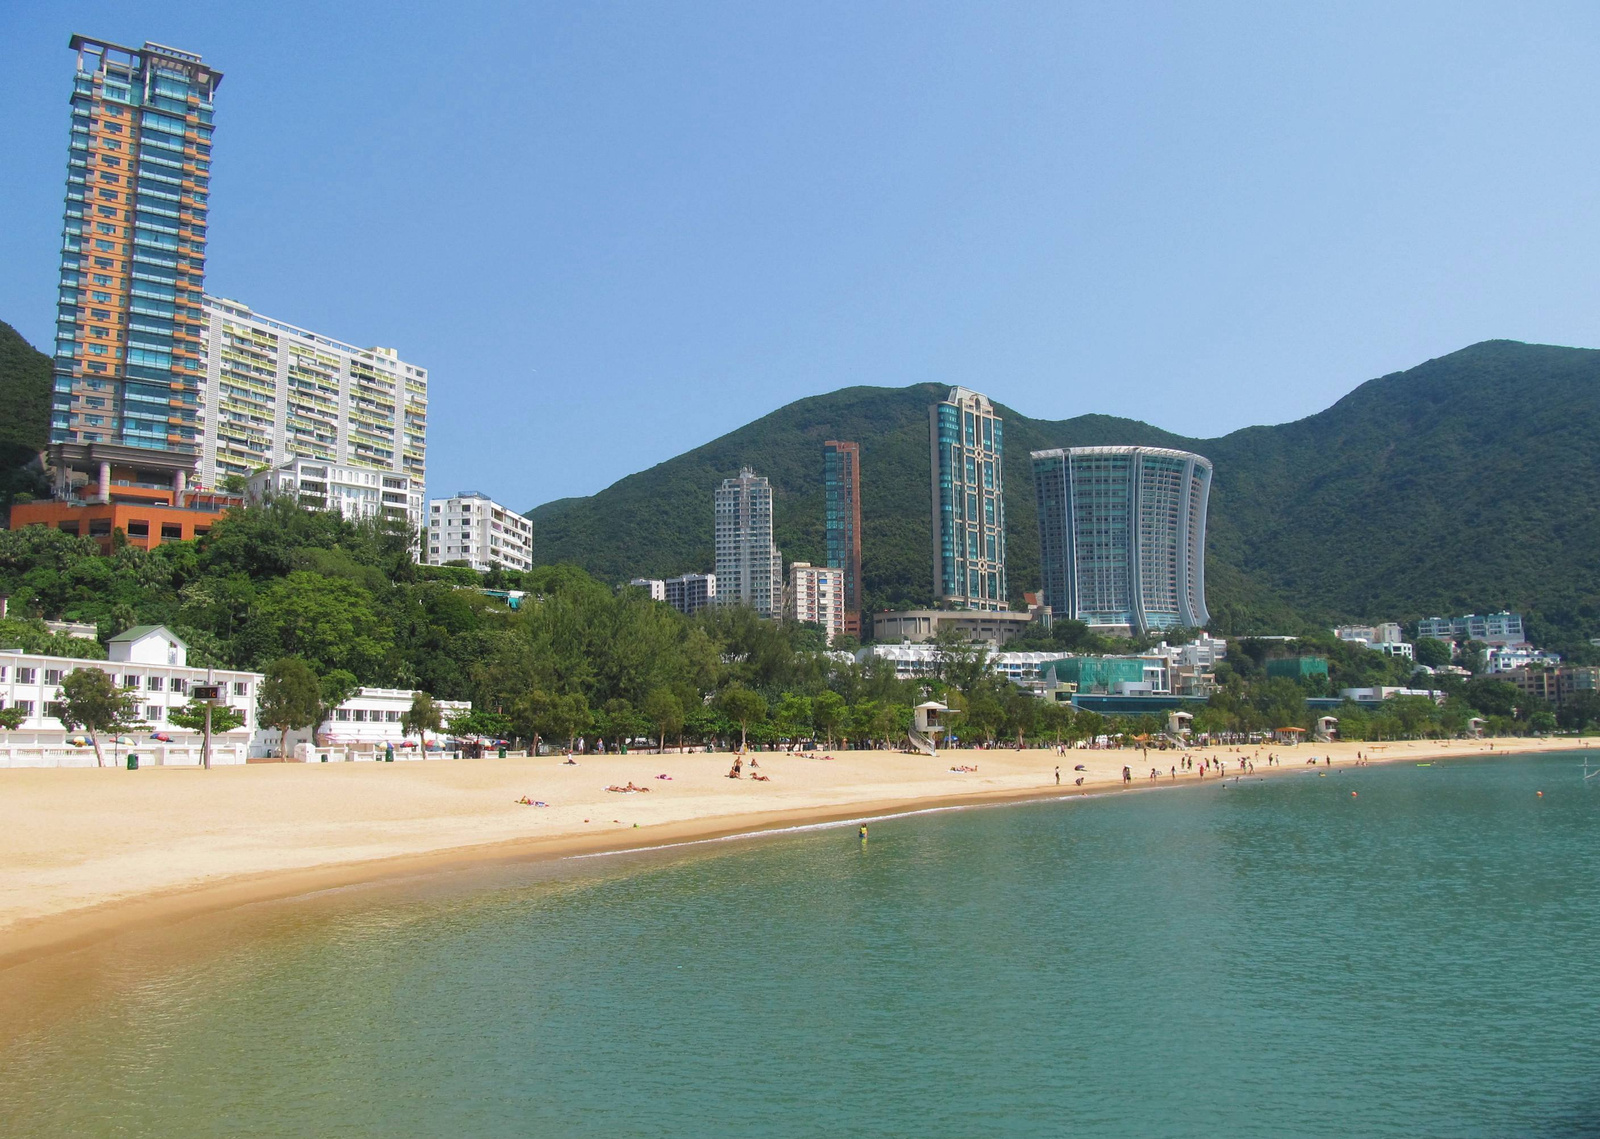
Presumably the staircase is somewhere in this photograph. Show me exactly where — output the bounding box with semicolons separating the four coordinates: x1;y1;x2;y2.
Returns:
907;726;937;757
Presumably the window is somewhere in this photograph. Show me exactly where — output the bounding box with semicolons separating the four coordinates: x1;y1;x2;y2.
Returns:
45;669;63;685
17;668;37;684
385;710;401;723
147;676;163;691
147;705;163;721
351;709;367;722
13;700;35;716
123;675;140;688
44;702;65;721
171;677;186;694
161;523;183;539
127;520;149;536
334;709;351;721
232;681;247;696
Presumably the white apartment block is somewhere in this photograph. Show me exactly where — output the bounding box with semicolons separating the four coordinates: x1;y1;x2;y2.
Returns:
428;492;534;573
0;625;260;767
199;296;428;490
787;562;845;642
714;467;782;618
248;457;425;543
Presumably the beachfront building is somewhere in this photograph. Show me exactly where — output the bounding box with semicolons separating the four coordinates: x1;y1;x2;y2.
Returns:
198;296;429;490
856;644;1067;690
427;492;534;573
252;686;470;758
824;440;863;637
787;562;846;643
50;36;221;454
10;441;241;552
1031;446;1212;636
1497;665;1598;706
0;625;261;767
930;388;1007;610
249;457;425;542
1416;612;1527;647
1043;655;1172;697
871;608;1036;647
714;468;782;618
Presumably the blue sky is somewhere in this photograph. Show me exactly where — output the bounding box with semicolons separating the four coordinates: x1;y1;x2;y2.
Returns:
3;2;1598;509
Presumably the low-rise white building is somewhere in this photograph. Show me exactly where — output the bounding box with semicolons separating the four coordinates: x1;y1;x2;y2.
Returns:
428;492;534;573
0;625;260;767
1484;645;1561;674
249;458;425;555
252;686;470;758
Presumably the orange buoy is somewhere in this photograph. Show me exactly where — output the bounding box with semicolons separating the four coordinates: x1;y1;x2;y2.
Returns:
1351;791;1358;797
1536;791;1543;798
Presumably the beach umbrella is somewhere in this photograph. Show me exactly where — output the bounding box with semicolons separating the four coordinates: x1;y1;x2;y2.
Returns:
114;735;136;745
151;731;173;742
68;735;90;747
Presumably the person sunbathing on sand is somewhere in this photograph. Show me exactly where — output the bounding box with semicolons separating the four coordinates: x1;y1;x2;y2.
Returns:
751;773;770;781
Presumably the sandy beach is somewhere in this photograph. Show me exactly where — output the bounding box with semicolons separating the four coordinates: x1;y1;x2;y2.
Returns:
0;736;1583;967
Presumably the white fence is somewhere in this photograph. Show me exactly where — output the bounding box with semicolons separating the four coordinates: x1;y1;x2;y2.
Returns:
293;742;463;763
0;734;250;768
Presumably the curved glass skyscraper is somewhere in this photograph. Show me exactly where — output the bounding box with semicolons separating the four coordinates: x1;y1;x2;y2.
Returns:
1031;446;1212;635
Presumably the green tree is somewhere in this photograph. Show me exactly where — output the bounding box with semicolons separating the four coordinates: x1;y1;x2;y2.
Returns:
773;693;813;743
0;705;27;730
1005;689;1039;747
642;688;684;753
447;709;513;739
318;670;360;741
58;667;144;768
256;657;323;758
717;684;767;752
1414;638;1452;668
241;571;392;679
402;692;443;745
813;690;846;747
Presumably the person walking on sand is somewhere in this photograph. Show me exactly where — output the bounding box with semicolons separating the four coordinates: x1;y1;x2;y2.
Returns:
1122;765;1132;784
1055;765;1060;785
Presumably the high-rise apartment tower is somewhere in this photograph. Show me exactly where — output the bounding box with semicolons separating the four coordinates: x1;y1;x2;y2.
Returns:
1031;446;1212;636
823;440;862;637
51;36;221;453
714;467;783;618
930;388;1007;610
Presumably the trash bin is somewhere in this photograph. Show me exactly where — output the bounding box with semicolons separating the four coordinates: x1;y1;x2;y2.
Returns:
498;744;507;759
320;754;328;763
126;753;139;770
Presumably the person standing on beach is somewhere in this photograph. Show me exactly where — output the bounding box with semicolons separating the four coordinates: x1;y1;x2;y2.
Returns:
1055;765;1060;785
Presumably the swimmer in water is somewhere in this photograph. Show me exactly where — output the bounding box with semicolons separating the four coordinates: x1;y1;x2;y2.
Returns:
858;824;868;842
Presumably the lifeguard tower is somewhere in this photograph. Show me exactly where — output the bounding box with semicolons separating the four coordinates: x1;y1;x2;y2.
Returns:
911;701;948;757
1314;715;1338;742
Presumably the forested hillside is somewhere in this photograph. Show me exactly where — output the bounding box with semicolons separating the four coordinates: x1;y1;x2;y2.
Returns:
0;320;52;516
529;341;1600;649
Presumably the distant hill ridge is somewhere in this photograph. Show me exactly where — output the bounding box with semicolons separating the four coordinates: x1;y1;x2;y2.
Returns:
527;340;1600;648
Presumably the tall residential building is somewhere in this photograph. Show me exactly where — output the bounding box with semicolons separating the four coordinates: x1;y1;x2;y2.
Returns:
1031;446;1212;636
51;36;222;453
823;440;863;637
930;387;1007;610
787;562;846;643
427;492;534;573
629;578;668;602
714;468;782;618
198;296;428;489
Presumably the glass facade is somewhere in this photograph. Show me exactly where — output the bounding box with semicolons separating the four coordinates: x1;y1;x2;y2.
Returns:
52;36;221;454
930;388;1007;610
823;440;862;637
1032;446;1212;635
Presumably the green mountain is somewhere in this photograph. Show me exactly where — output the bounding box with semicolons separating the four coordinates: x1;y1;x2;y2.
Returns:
528;340;1600;648
0;320;52;516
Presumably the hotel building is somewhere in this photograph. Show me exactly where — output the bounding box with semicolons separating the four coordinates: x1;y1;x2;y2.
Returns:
427;492;534;573
787;562;846;643
1031;446;1212;635
198;296;428;491
714;468;783;618
50;36;220;454
823;440;863;637
930;388;1007;610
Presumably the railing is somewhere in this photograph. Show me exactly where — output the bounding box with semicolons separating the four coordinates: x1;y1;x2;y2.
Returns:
907;726;937;756
0;739;249;768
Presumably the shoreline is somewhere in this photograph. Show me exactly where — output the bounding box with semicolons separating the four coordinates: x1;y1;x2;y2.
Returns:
0;736;1584;976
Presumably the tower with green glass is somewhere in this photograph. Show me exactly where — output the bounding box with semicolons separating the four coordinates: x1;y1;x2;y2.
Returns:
1031;445;1212;636
51;35;221;454
929;387;1007;611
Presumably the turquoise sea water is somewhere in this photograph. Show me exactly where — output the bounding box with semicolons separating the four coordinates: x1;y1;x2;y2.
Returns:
4;752;1600;1137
